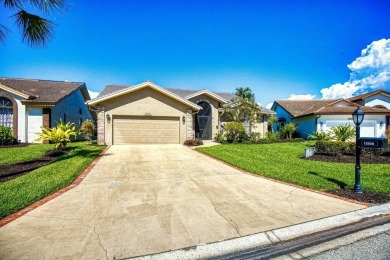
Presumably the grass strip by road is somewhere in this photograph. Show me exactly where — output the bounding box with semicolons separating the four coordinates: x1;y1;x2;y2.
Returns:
197;142;390;195
0;142;105;219
0;144;53;166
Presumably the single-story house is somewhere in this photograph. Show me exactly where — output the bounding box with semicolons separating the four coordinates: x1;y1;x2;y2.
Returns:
271;90;390;139
0;78;93;143
87;81;272;145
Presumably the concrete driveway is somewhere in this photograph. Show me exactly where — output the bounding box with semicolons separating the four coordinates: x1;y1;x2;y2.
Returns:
0;145;364;259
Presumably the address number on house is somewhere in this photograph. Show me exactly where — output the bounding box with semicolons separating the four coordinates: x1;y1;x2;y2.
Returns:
358;138;388;149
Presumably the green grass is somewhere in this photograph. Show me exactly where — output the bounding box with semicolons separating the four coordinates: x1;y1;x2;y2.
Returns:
198;142;390;195
0;144;53;165
0;142;105;219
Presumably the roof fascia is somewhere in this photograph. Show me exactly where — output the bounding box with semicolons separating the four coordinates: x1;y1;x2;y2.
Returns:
0;83;34;99
87;82;201;110
185;90;228;104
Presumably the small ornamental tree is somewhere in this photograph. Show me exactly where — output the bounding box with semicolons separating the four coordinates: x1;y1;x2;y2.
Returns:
35;120;78;150
308;131;331;141
281;123;297;139
80;119;95;144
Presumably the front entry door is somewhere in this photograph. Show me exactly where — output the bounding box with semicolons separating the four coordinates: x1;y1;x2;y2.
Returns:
195;102;212;140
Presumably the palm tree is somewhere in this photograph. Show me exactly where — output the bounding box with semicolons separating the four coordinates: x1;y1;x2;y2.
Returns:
1;0;67;47
235;87;255;100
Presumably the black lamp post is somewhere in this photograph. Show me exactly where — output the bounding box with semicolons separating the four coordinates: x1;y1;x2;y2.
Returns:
352;107;365;194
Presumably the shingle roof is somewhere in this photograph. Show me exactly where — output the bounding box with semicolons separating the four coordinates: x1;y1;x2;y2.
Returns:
97;84;236;102
0;78;88;104
274;99;390;118
347;90;390;102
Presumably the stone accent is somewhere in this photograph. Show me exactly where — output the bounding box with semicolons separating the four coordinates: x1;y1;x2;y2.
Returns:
186;110;194;140
96;106;105;145
42;108;51;144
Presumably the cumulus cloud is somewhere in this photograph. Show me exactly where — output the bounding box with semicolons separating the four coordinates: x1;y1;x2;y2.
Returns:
88;90;100;99
321;38;390;99
286;94;316;100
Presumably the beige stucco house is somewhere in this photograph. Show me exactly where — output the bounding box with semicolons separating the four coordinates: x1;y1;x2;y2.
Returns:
87;81;272;145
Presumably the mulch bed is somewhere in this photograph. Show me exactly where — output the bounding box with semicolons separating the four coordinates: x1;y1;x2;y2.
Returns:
0;150;65;183
326;189;390;204
0;143;30;148
307;153;390;164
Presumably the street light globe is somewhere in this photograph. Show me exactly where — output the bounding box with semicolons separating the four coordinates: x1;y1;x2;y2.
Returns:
352;107;365;126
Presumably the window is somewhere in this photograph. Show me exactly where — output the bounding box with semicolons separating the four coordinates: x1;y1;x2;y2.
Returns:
63;113;67;123
79;118;83;125
79;109;82;115
0;97;13;130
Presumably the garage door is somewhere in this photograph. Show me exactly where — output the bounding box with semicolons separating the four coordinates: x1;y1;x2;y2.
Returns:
113;116;180;144
325;120;376;137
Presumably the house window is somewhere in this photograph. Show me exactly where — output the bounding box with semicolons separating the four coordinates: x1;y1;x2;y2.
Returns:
63;113;67;123
0;97;14;130
79;118;83;125
79;109;82;115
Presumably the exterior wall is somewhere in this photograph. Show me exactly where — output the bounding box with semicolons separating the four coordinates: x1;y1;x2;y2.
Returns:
364;94;390;109
188;94;221;140
26;107;43;143
51;90;93;127
294;116;317;139
272;104;293;132
97;87;194;145
317;114;387;138
0;90;26;142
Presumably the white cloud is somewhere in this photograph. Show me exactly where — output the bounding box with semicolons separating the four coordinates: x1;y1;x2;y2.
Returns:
265;102;273;109
88;90;100;99
321;38;390;99
286;94;316;100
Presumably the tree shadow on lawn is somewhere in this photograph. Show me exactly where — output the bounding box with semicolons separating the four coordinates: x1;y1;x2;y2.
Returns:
308;171;348;189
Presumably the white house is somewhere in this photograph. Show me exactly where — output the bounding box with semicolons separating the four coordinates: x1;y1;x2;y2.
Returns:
0;78;93;143
271;90;390;139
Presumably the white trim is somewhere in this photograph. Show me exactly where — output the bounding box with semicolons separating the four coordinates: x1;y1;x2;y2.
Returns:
87;81;201;110
0;83;32;99
185;90;228;104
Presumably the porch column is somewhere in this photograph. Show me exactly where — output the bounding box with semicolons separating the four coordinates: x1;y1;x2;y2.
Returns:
186;110;194;140
97;106;105;145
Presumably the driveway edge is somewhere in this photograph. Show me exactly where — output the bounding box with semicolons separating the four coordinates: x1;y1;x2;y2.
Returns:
0;145;110;228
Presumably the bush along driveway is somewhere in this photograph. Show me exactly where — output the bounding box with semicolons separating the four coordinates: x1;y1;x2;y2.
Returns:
0;142;105;219
197;142;390;201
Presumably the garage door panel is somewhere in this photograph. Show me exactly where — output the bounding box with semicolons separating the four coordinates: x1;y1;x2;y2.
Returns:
113;116;180;144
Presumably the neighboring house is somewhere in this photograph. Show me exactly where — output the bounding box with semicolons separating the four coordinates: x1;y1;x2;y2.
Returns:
0;78;93;143
87;81;272;145
271;90;390;139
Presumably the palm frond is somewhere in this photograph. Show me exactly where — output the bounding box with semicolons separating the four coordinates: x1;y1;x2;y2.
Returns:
0;24;11;43
28;0;67;13
13;10;54;47
3;0;22;9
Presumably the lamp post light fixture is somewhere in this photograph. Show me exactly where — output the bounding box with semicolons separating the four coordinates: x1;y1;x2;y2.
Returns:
106;113;111;123
352;107;365;194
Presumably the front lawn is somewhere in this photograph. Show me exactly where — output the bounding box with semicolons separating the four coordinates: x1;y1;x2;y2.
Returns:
198;142;390;195
0;144;52;165
0;142;105;219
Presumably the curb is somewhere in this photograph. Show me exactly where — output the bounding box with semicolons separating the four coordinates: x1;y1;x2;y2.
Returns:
0;145;110;228
129;203;390;260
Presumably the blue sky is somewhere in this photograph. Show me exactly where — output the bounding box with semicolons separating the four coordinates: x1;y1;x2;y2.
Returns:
1;0;390;106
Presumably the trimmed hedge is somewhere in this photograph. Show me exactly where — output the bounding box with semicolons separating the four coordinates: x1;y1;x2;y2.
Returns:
184;139;204;146
315;141;355;156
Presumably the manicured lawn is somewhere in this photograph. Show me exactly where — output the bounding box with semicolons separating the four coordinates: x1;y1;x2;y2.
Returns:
0;144;53;165
0;142;105;219
198;142;390;195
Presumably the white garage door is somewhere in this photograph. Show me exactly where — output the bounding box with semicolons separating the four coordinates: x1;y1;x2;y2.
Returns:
325;120;376;137
113;116;180;144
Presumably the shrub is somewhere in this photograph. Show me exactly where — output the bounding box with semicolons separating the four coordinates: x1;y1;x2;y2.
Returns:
293;138;304;142
266;132;280;142
248;132;262;143
315;141;355;156
330;124;355;142
281;123;297;139
224;122;245;143
308;131;331;141
80;119;96;143
184;139;204;146
215;132;224;143
35;120;78;150
0;126;15;145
